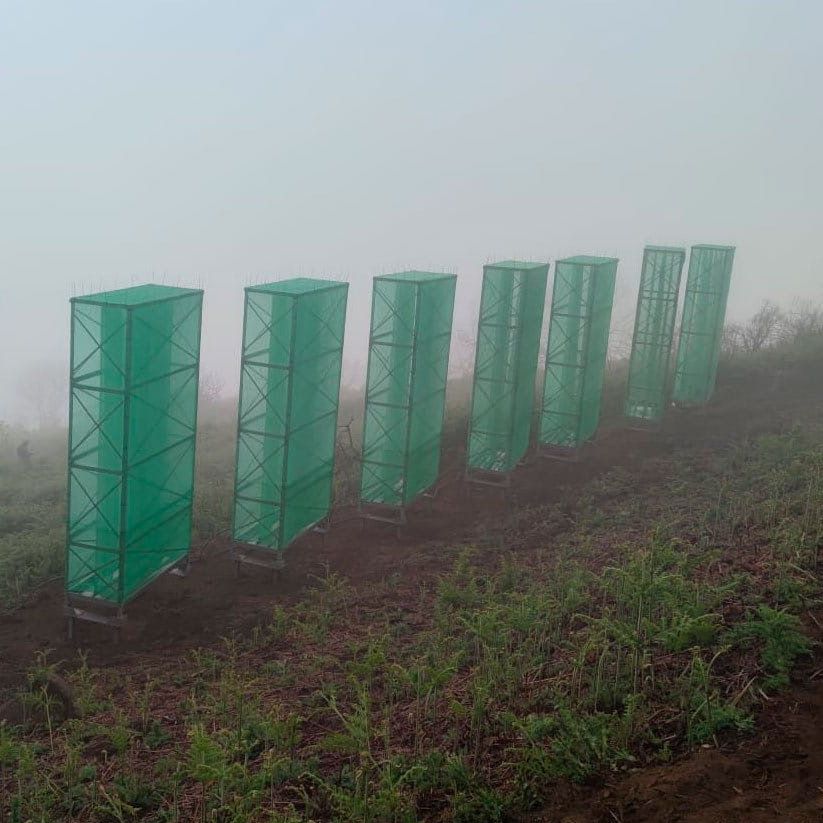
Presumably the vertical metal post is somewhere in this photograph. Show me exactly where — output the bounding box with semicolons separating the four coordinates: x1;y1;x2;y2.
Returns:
230;289;251;559
359;279;380;505
401;281;424;510
117;306;133;607
64;302;77;629
278;294;299;550
465;266;492;471
185;293;204;562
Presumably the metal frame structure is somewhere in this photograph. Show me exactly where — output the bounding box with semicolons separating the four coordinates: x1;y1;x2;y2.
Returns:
65;284;203;634
359;271;457;524
624;246;686;424
672;245;735;406
231;278;348;569
466;260;549;486
538;255;618;455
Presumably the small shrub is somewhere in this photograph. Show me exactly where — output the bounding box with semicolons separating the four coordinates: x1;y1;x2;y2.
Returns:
725;605;813;691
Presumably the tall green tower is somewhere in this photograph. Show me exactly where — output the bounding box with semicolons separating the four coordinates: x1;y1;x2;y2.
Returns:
672;245;735;406
539;256;618;451
625;246;686;422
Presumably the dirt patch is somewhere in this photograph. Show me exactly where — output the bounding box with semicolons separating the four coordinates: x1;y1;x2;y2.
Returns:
0;380;810;688
2;365;823;822
531;669;823;822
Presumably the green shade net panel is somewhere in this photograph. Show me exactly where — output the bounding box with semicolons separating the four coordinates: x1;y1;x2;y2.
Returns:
360;272;457;507
624;246;686;422
232;279;348;550
539;256;618;449
66;284;203;606
672;245;735;406
467;261;549;473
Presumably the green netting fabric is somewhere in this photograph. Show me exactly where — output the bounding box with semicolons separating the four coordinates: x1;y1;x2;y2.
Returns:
360;272;456;506
539;256;618;448
66;285;203;606
233;279;348;550
467;261;549;473
672;245;735;406
624;246;686;422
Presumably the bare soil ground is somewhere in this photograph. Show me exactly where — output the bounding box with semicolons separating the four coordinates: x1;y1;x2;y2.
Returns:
528;655;823;822
1;364;821;821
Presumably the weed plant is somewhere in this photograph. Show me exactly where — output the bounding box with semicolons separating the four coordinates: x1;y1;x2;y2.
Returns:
2;420;821;821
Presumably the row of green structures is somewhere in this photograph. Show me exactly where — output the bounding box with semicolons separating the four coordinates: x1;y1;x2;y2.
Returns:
66;244;734;612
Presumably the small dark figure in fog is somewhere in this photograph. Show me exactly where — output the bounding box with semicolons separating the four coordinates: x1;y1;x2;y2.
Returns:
17;439;33;467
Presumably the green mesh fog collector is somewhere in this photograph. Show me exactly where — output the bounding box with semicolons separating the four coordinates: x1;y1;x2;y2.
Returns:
65;284;203;623
466;261;549;481
539;256;618;452
625;246;686;423
672;245;735;406
360;271;457;520
232;278;348;556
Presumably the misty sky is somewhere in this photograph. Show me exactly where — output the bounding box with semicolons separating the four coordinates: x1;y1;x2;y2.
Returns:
2;0;822;423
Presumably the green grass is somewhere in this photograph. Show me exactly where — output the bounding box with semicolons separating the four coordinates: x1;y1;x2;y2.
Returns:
2;418;821;821
0;429;66;610
3;324;823;820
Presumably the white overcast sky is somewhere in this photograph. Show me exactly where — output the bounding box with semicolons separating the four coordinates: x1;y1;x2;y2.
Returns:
1;0;822;421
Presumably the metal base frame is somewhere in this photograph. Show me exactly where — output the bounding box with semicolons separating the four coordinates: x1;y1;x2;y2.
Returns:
421;479;444;500
231;516;331;580
359;502;407;536
624;416;662;433
310;516;331;547
517;446;540;468
464;467;513;491
231;543;286;579
673;400;711;413
537;444;581;463
64;554;190;641
419;479;448;512
65;594;126;641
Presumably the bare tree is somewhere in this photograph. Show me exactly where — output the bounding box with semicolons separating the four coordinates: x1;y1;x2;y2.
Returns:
738;300;783;352
721;323;743;358
782;299;823;343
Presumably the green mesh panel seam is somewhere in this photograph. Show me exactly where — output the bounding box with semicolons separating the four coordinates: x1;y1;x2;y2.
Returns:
321;298;346;514
506;283;525;460
231;291;249;538
229;291;250;545
359;278;380;502
576;266;597;444
117;308;133;604
401;284;422;504
278;295;298;545
64;307;77;601
185;306;203;554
